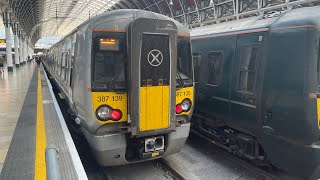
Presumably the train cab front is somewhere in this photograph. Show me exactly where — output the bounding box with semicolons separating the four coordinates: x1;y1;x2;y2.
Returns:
82;17;193;166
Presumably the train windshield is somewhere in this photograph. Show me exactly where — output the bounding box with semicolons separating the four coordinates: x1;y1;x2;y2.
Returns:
177;37;193;87
92;33;126;91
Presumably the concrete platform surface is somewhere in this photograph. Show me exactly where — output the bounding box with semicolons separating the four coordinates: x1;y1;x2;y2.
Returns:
0;62;35;173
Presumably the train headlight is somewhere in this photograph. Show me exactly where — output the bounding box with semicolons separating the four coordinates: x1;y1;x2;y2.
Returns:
96;105;123;121
96;105;111;121
176;98;192;114
181;98;192;111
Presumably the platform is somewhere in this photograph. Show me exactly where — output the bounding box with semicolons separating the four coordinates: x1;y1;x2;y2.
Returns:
0;63;87;180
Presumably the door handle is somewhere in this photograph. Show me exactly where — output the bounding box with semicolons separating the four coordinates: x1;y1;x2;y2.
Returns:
264;111;272;123
263;111;274;134
262;126;275;134
244;95;255;104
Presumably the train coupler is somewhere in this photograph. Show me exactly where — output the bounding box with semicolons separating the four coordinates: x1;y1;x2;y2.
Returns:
141;150;165;159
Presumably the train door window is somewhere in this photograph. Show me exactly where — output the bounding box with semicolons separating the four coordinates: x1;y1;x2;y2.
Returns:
53;56;56;72
61;52;67;80
70;43;76;87
65;51;70;83
192;52;201;83
237;45;260;93
55;56;58;73
206;52;223;86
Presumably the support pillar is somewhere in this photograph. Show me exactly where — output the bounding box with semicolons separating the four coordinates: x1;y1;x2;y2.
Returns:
19;31;23;65
12;22;19;68
24;37;27;63
26;40;29;61
29;46;34;60
2;11;13;71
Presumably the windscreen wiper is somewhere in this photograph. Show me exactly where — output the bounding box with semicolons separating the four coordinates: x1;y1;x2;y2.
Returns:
109;70;126;92
176;71;185;89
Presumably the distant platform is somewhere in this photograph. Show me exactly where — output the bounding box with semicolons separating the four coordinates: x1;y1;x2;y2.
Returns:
0;63;86;180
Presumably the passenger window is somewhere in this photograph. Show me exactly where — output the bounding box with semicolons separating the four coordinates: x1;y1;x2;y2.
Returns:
192;53;201;83
58;54;62;75
237;45;259;93
206;52;223;86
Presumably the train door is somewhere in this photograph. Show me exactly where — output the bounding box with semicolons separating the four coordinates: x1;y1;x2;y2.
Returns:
129;18;177;136
70;34;77;101
192;35;236;121
192;52;202;109
230;32;265;131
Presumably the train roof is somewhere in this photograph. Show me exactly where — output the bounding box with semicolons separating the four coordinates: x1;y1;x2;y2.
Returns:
90;9;187;30
51;9;189;48
191;6;320;37
64;9;188;39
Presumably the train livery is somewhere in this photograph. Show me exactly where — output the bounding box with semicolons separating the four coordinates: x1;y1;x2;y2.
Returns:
42;10;194;166
191;7;320;179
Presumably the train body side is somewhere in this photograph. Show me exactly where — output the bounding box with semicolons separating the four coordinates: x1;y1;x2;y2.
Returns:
191;6;320;178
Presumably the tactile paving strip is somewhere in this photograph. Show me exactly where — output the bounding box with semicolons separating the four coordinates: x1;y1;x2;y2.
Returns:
41;69;78;180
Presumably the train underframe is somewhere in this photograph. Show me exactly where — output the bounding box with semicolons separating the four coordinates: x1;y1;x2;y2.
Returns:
82;123;190;166
192;113;269;167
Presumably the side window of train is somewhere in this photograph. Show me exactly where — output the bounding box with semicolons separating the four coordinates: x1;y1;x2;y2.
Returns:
237;45;260;93
70;43;76;87
192;52;201;83
58;53;62;76
206;52;224;86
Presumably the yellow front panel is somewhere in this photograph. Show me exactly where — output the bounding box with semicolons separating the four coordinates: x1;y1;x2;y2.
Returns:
176;86;194;115
140;86;169;131
317;98;320;129
92;92;127;124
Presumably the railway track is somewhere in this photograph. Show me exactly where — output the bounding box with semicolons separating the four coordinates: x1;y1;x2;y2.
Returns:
101;160;185;180
191;129;283;180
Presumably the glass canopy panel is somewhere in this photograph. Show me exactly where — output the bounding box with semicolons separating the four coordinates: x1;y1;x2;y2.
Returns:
38;0;122;39
6;0;319;47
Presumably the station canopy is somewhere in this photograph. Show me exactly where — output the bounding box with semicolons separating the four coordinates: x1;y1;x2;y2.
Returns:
4;0;320;46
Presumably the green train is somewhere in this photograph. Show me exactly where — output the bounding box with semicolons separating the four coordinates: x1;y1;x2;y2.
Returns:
191;6;320;179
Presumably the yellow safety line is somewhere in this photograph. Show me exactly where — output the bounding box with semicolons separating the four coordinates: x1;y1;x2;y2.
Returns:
34;66;47;179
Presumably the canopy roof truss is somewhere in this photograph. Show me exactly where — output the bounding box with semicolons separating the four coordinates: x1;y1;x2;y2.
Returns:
1;0;319;46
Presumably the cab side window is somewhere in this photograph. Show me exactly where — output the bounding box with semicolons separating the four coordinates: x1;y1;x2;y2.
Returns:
206;52;223;86
237;45;260;93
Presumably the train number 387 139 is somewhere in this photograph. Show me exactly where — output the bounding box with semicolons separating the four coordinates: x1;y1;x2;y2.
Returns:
97;96;123;102
176;91;191;97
